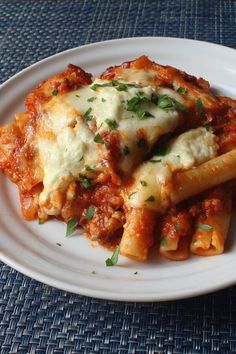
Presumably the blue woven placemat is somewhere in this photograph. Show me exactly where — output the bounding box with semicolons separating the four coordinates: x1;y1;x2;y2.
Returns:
1;1;236;353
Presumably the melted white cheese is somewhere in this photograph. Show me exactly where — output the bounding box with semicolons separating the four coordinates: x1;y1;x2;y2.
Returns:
37;78;186;216
126;127;219;212
37;99;105;216
64;79;184;174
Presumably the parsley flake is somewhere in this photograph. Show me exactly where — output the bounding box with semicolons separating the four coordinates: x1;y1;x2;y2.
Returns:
104;140;111;148
116;83;128;91
123;145;130;155
84;107;93;122
155;146;170;156
177;87;188;94
38;220;44;225
204;123;211;131
94;133;104;144
91;270;96;274
160;238;168;247
145;195;155;202
140;180;147;186
79;174;92;189
105;245;120;266
101;98;106;102
75;94;80;98
85;164;94;172
52;89;58;96
79;155;84;161
85;205;95;220
126;95;153;120
157;94;188;113
134;271;138;275
195;223;213;231
87;97;97;102
66;217;78;237
149;159;162;163
105;119;119;130
90;81;117;91
196;98;205;118
137;138;147;149
175;224;181;232
56;243;61;247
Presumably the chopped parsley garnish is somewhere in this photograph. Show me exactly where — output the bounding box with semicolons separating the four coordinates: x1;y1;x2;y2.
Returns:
149;159;162;163
84;107;93;122
104;140;111;148
90;80;120;91
134;271;138;275
135;108;146;120
196;98;205;118
157;94;188;113
175;224;181;232
66;217;78;237
85;164;94;172
123;145;130;155
204;123;211;131
101;98;106;102
79;155;84;161
160;238;167;247
91;270;96;274
155;146;170;156
38;220;44;225
90;82;112;91
126;95;153;120
75;94;80;98
157;94;175;110
56;243;61;247
195;223;213;231
116;83;128;91
140;180;147;186
177;87;188;94
137;138;147;149
127;95;149;110
87;97;97;102
79;174;92;189
85;205;95;220
105;245;120;266
126;92;188;120
128;191;137;199
105;119;119;130
52;89;58;96
145;195;155;202
91;80;136;92
94;133;104;144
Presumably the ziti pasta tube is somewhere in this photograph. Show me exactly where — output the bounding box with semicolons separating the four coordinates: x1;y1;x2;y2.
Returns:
159;209;193;260
190;186;232;256
122;128;236;261
125;127;220;213
120;208;156;261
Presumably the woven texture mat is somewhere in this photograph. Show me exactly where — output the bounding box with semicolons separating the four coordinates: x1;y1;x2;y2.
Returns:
1;0;236;353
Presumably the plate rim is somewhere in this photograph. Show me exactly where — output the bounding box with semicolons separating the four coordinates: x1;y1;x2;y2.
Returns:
1;36;236;88
0;36;236;302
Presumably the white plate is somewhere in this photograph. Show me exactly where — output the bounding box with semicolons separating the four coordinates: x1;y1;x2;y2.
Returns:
0;37;236;302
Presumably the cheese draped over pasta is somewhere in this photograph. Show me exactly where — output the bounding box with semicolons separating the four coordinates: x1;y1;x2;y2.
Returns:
0;55;236;263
